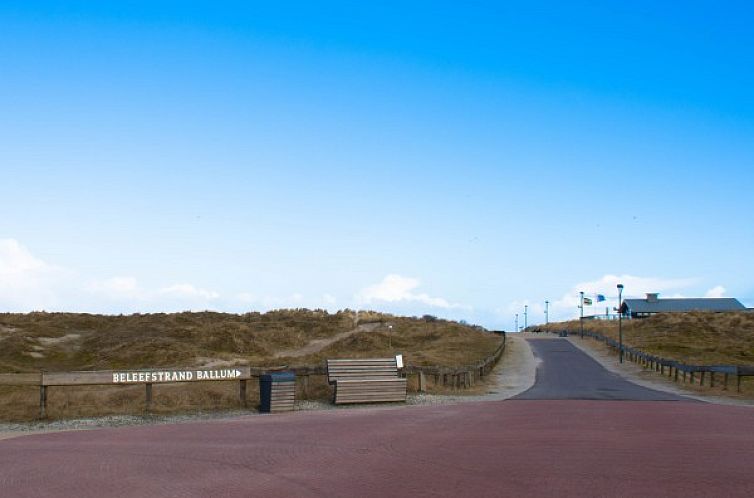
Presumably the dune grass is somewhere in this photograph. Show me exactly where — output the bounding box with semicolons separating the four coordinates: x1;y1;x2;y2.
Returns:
541;311;754;397
0;310;502;421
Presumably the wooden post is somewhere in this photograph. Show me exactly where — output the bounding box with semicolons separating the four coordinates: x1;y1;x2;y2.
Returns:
660;364;664;375
145;383;153;412
239;379;247;408
418;371;426;392
674;368;678;382
39;385;47;419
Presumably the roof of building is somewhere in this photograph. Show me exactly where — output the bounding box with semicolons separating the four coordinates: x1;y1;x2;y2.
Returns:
621;297;746;314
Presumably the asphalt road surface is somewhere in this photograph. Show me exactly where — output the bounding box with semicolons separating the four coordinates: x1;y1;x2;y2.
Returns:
2;339;753;497
514;338;690;400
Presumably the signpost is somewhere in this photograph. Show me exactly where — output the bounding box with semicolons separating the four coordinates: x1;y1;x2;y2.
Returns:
35;366;253;418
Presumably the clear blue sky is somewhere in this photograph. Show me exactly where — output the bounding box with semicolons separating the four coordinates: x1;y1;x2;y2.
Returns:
2;1;753;329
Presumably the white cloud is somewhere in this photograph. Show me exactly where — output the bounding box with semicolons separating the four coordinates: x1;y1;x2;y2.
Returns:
0;239;226;312
158;283;219;300
502;274;702;327
0;239;48;276
87;276;141;298
0;239;72;310
705;285;726;298
356;274;467;310
233;291;340;311
236;292;257;304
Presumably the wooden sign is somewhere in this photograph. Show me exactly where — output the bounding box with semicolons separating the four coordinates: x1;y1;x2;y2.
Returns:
112;367;249;384
42;366;252;386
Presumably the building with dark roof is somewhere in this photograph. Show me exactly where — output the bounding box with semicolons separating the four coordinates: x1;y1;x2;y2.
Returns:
619;293;746;318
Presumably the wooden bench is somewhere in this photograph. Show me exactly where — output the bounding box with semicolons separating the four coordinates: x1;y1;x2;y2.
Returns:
326;358;407;404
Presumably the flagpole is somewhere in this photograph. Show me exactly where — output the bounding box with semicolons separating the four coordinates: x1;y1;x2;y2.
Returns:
579;291;584;339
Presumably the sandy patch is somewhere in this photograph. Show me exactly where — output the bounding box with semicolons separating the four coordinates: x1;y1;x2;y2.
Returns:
36;333;81;346
275;322;382;358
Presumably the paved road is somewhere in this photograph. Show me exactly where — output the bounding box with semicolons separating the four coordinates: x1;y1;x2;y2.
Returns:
2;339;753;497
514;338;690;401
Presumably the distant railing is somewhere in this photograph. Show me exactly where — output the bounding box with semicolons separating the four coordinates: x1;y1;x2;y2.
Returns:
543;329;753;392
0;332;506;419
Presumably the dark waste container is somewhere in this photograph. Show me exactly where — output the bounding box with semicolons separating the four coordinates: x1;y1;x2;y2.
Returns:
259;372;296;413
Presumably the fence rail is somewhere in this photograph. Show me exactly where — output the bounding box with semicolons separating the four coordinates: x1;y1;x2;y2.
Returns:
0;332;506;419
547;329;753;392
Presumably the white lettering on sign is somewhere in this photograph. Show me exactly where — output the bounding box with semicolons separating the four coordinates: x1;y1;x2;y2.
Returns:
112;369;243;384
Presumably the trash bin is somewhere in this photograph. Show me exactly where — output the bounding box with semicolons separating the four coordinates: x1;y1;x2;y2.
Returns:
259;372;296;413
558;330;569;337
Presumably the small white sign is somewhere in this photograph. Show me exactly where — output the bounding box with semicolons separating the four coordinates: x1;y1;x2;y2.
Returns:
395;354;403;369
111;368;243;384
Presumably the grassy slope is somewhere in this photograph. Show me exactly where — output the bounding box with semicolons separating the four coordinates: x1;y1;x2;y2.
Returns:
0;310;501;372
0;310;502;421
541;311;754;366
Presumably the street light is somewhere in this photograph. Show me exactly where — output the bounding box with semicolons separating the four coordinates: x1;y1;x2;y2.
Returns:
524;305;528;331
388;324;393;350
515;313;518;333
617;284;624;363
579;291;584;338
545;300;549;326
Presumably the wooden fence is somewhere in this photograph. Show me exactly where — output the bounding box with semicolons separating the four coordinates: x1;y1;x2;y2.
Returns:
547;329;754;392
0;332;506;419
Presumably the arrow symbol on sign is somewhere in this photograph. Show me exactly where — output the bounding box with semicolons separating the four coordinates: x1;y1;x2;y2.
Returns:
235;369;241;377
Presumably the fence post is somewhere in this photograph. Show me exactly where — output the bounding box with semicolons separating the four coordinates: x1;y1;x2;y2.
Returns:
239;379;247;408
145;383;153;412
39;384;47;420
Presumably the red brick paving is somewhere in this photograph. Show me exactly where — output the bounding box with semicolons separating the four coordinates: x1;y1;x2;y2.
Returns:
1;400;753;497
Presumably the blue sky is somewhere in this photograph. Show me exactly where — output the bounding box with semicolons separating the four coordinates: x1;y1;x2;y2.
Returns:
2;1;753;329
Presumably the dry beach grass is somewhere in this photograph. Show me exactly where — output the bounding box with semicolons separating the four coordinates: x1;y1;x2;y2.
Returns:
541;311;754;398
0;310;502;420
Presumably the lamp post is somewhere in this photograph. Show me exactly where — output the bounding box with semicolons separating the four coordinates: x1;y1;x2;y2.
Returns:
515;313;518;333
617;284;624;363
524;305;528;331
545;300;549;326
388;324;393;351
579;291;584;338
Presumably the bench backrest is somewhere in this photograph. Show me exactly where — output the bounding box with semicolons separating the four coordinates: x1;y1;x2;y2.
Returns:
326;358;400;384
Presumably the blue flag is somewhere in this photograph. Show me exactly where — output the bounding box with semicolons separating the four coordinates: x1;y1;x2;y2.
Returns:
596;294;606;302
